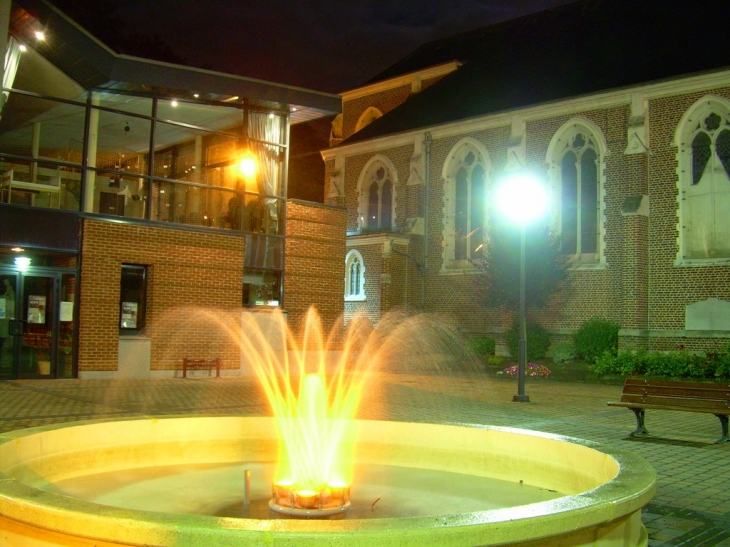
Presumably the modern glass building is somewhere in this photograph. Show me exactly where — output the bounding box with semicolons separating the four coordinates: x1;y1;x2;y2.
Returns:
0;0;340;379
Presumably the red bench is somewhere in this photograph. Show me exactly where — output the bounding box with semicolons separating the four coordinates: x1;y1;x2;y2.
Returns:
182;357;221;378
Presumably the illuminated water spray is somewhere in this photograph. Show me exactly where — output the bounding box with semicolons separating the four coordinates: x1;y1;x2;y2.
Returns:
199;306;469;517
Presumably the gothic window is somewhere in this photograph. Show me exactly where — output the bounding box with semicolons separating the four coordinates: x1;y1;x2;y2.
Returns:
678;100;730;261
442;140;490;269
344;250;365;300
547;120;605;265
358;157;396;231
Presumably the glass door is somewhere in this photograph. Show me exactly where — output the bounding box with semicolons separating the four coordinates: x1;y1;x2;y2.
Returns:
0;268;76;379
0;273;17;378
19;274;55;378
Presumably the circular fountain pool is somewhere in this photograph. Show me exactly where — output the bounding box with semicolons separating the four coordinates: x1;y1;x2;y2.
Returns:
0;416;655;547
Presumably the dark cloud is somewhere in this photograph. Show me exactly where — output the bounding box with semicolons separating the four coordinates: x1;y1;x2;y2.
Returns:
105;0;577;93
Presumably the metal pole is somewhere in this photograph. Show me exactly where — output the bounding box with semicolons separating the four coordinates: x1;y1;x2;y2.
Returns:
513;224;530;402
243;468;251;513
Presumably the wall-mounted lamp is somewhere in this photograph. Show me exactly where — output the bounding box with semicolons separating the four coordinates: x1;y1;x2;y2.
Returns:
14;256;31;272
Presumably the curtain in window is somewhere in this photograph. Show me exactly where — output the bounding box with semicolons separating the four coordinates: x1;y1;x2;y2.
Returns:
2;37;21;116
248;113;283;224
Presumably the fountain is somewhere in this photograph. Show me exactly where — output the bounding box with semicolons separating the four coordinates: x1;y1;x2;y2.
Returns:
0;309;655;546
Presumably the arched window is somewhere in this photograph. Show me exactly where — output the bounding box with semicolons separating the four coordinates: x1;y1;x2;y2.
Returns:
442;139;490;268
344;249;365;300
675;97;730;262
355;106;383;133
546;119;606;265
357;156;397;231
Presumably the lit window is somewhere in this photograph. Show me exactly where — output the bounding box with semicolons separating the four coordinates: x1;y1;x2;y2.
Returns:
243;269;281;307
120;265;147;331
676;97;730;262
358;156;397;231
546;119;606;266
442;139;490;269
345;250;365;301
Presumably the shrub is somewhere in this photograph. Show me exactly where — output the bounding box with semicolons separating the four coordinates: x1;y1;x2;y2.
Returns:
505;318;551;361
551;341;577;364
592;345;730;380
487;355;505;367
573;318;619;364
468;337;496;357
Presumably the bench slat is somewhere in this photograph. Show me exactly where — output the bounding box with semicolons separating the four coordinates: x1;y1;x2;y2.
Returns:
619;394;729;410
621;385;730;400
608;401;730;414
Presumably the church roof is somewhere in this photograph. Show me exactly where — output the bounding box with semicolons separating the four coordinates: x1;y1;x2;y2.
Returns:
343;0;730;144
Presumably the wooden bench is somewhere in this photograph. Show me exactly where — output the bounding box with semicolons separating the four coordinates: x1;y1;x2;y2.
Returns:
182;357;221;378
608;378;730;444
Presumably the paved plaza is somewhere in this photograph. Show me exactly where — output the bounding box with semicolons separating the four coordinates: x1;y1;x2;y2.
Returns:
1;372;729;546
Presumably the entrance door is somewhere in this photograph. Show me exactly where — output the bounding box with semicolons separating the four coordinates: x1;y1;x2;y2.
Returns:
0;270;76;379
0;273;17;378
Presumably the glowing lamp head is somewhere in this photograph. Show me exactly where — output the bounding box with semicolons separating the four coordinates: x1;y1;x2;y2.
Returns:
495;173;549;225
34;30;45;41
238;152;257;179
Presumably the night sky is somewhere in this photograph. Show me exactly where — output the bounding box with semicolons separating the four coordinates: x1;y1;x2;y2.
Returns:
105;0;578;94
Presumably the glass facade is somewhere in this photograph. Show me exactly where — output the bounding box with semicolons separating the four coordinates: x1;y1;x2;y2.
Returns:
1;34;291;307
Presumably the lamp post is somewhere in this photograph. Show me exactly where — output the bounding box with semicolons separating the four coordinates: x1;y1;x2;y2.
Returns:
495;173;548;403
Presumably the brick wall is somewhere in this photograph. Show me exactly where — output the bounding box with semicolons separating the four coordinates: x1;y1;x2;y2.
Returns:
79;219;244;372
332;83;730;354
285;200;347;347
647;87;730;348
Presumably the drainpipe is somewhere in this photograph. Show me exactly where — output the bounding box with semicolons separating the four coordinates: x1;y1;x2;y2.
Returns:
420;133;432;310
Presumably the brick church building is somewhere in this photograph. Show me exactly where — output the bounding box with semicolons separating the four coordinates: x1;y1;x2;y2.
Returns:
323;0;730;354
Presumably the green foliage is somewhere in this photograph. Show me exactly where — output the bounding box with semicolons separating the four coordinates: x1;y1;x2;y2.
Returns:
573;318;619;364
487;355;505;367
468;337;496;357
505;318;551;361
474;219;568;311
551;341;577;364
592;345;730;380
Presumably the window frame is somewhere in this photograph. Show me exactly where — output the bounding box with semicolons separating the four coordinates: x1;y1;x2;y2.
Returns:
674;96;730;266
441;138;491;272
357;155;398;232
344;249;366;301
119;264;147;332
546;118;608;269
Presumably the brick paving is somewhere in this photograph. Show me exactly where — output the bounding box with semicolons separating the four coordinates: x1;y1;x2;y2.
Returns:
1;372;729;546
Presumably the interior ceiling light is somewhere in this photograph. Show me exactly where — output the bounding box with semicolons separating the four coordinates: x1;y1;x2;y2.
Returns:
18;44;27;52
34;30;45;41
193;93;200;98
171;99;178;107
14;256;31;272
11;246;24;252
268;113;275;119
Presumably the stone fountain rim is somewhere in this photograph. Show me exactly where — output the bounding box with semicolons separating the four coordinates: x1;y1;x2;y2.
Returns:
0;416;656;547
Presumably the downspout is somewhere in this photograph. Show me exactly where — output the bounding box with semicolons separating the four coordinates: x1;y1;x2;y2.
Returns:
420;133;432;310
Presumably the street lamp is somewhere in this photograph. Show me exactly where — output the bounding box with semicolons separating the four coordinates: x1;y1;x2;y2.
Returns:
495;172;549;402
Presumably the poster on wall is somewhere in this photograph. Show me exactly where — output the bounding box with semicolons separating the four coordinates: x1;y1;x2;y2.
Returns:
28;295;46;324
60;301;74;322
121;302;138;329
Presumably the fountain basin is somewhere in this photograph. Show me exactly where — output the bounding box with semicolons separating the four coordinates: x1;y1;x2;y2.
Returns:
0;417;655;546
